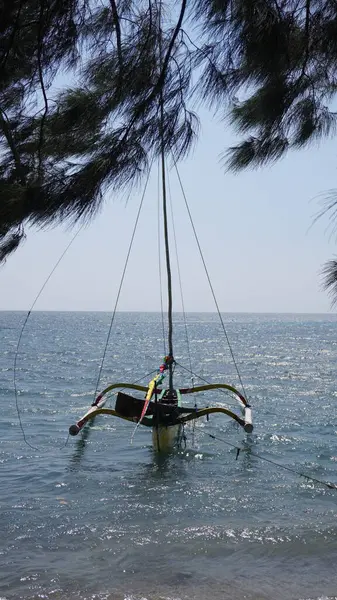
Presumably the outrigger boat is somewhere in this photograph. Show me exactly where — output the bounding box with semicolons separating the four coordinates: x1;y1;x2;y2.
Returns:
69;65;253;452
69;168;254;453
69;368;253;452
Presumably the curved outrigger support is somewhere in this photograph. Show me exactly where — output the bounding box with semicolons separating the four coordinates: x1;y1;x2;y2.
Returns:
69;382;253;440
69;383;149;436
179;384;253;433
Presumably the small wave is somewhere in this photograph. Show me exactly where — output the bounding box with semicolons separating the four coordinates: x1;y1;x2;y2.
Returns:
124;597;182;600
0;387;13;396
299;597;337;600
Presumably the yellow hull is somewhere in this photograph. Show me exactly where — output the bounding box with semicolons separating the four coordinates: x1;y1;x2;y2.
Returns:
152;424;182;452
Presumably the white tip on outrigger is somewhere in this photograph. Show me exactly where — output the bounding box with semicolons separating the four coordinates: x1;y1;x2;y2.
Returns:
243;406;253;433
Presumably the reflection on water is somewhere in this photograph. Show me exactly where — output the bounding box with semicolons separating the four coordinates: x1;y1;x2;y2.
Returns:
68;420;96;471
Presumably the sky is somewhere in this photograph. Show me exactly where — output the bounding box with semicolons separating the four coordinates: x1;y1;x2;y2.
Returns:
1;106;337;313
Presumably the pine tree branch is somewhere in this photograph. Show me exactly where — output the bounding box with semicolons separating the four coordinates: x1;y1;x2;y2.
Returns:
154;0;187;99
114;0;187;154
37;0;48;181
322;257;337;306
300;0;311;80
0;108;26;185
109;0;123;70
0;0;24;71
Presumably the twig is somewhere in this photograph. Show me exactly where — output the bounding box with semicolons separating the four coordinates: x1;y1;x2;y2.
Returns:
37;0;48;181
0;108;26;185
109;0;123;70
1;0;24;70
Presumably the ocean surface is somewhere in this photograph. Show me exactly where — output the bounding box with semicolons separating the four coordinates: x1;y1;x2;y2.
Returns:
0;311;336;600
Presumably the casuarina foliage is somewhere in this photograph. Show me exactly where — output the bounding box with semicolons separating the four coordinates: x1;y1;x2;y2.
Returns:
1;1;337;296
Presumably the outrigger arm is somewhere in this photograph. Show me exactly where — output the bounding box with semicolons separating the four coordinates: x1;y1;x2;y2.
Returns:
69;382;253;436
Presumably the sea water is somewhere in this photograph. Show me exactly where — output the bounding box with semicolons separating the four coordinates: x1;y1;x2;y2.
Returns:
0;311;336;600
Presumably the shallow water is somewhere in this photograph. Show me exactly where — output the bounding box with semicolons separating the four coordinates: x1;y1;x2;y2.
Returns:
0;312;336;600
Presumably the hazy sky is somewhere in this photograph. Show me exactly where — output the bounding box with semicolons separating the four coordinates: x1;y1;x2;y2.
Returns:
1;106;336;313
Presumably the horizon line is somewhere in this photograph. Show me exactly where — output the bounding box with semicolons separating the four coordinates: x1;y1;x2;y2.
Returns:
0;309;335;315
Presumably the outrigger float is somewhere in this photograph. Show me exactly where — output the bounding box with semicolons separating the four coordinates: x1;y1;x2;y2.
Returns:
69;356;253;452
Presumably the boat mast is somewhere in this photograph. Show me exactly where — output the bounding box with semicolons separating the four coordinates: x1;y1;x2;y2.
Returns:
160;102;174;390
158;4;174;392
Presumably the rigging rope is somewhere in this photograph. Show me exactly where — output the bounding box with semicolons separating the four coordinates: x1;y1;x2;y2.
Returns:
167;168;193;382
92;163;153;401
175;361;240;404
167;162;199;439
158;0;174;391
170;152;247;399
198;429;337;491
14;225;84;451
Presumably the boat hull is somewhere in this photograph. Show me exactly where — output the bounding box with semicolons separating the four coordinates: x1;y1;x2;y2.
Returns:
152;424;182;452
